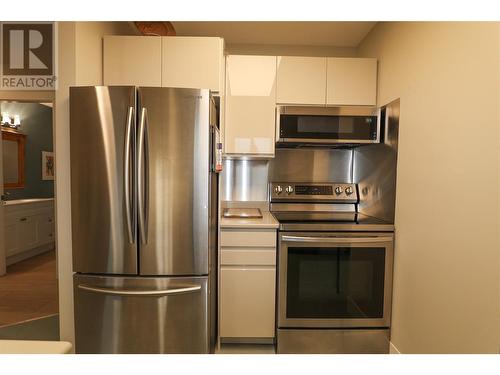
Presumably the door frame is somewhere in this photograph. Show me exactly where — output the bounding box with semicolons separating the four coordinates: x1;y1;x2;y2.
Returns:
0;90;56;277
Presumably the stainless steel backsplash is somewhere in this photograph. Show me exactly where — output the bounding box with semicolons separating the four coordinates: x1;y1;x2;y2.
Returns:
220;159;270;201
354;99;400;223
220;149;354;202
269;149;353;183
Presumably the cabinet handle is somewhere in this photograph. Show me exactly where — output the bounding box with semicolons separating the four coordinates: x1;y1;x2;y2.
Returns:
49;233;53;237
19;217;27;222
48;218;53;222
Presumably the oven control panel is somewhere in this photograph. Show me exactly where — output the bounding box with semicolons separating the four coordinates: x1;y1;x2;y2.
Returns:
270;182;358;202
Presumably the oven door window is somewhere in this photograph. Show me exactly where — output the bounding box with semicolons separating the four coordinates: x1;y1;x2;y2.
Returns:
286;247;385;319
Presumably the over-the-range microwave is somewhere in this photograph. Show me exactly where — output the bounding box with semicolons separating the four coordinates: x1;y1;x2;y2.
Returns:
276;106;381;147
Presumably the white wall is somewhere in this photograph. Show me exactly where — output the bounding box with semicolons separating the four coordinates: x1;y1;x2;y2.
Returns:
55;21;137;346
358;22;500;353
226;43;356;57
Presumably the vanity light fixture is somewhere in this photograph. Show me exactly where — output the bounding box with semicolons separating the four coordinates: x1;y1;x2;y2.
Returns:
1;112;21;130
13;115;21;128
1;112;11;125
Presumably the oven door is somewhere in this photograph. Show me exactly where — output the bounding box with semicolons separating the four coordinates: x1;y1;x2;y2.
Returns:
278;232;394;328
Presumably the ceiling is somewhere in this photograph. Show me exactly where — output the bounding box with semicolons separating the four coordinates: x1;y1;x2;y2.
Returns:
171;22;377;47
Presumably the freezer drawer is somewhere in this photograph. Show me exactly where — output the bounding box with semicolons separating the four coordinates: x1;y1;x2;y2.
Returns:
74;274;209;354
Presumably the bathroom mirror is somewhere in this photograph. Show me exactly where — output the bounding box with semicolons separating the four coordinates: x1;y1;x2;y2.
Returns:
2;129;25;189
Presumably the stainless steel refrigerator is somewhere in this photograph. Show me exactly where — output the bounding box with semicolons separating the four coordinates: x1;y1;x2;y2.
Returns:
69;86;219;354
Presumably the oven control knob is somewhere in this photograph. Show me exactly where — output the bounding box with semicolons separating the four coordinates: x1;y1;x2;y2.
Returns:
345;186;354;195
274;185;283;195
335;186;343;195
285;185;294;195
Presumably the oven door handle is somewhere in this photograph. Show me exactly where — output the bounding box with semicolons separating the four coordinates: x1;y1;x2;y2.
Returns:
281;235;393;244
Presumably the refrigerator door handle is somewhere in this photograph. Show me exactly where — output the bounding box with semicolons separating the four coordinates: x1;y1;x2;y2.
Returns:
138;107;149;245
124;106;135;244
77;284;201;296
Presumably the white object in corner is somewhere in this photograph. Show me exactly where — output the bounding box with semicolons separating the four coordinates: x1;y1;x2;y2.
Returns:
0;340;72;354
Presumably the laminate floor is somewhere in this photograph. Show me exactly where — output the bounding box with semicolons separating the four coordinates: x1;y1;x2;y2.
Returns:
0;251;58;327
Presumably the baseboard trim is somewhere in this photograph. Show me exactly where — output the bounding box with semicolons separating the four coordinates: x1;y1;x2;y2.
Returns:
220;337;275;345
6;243;55;266
389;342;401;354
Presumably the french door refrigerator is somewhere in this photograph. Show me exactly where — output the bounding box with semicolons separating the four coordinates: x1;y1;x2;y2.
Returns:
69;86;219;354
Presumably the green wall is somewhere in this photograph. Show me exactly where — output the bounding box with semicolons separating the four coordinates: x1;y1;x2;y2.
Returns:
1;102;54;200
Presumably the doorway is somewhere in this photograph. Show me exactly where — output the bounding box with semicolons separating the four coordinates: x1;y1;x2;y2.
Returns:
0;99;59;340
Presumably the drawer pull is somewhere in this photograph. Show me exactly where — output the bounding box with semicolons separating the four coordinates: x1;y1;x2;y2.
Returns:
19;217;27;222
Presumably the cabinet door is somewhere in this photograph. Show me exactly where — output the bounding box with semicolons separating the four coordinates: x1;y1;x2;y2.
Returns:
38;212;55;245
327;58;377;106
220;267;275;338
162;37;224;91
276;56;326;105
17;215;39;251
224;55;276;156
4;218;20;257
103;36;162;86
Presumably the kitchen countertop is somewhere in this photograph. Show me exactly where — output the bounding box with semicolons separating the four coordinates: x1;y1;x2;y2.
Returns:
220;210;279;229
4;198;54;206
220;201;279;229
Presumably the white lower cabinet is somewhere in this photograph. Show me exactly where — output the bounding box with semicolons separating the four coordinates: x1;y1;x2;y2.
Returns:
4;200;55;259
220;267;276;338
219;228;277;340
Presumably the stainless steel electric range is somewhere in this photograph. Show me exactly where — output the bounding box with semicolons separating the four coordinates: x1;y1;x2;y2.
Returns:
270;181;395;354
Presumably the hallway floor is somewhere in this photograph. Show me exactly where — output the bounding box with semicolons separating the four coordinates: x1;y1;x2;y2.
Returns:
0;251;58;327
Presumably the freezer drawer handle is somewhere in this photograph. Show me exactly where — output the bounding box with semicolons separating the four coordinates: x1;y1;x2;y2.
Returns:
281;235;393;244
77;284;201;296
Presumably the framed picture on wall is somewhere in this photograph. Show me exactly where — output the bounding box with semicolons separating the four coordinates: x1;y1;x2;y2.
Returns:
42;151;54;180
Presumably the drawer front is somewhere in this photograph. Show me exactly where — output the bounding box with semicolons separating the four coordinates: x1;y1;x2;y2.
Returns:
220;267;276;338
221;248;276;266
221;229;276;248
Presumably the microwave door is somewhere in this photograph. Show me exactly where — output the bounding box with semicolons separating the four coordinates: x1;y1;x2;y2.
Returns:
276;107;380;145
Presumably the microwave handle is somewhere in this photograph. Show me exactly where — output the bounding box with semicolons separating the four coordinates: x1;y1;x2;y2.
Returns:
281;235;393;244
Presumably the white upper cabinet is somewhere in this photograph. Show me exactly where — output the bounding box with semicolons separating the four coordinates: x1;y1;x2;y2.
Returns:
103;36;162;86
162;37;224;92
327;58;377;106
276;56;327;105
224;55;277;156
